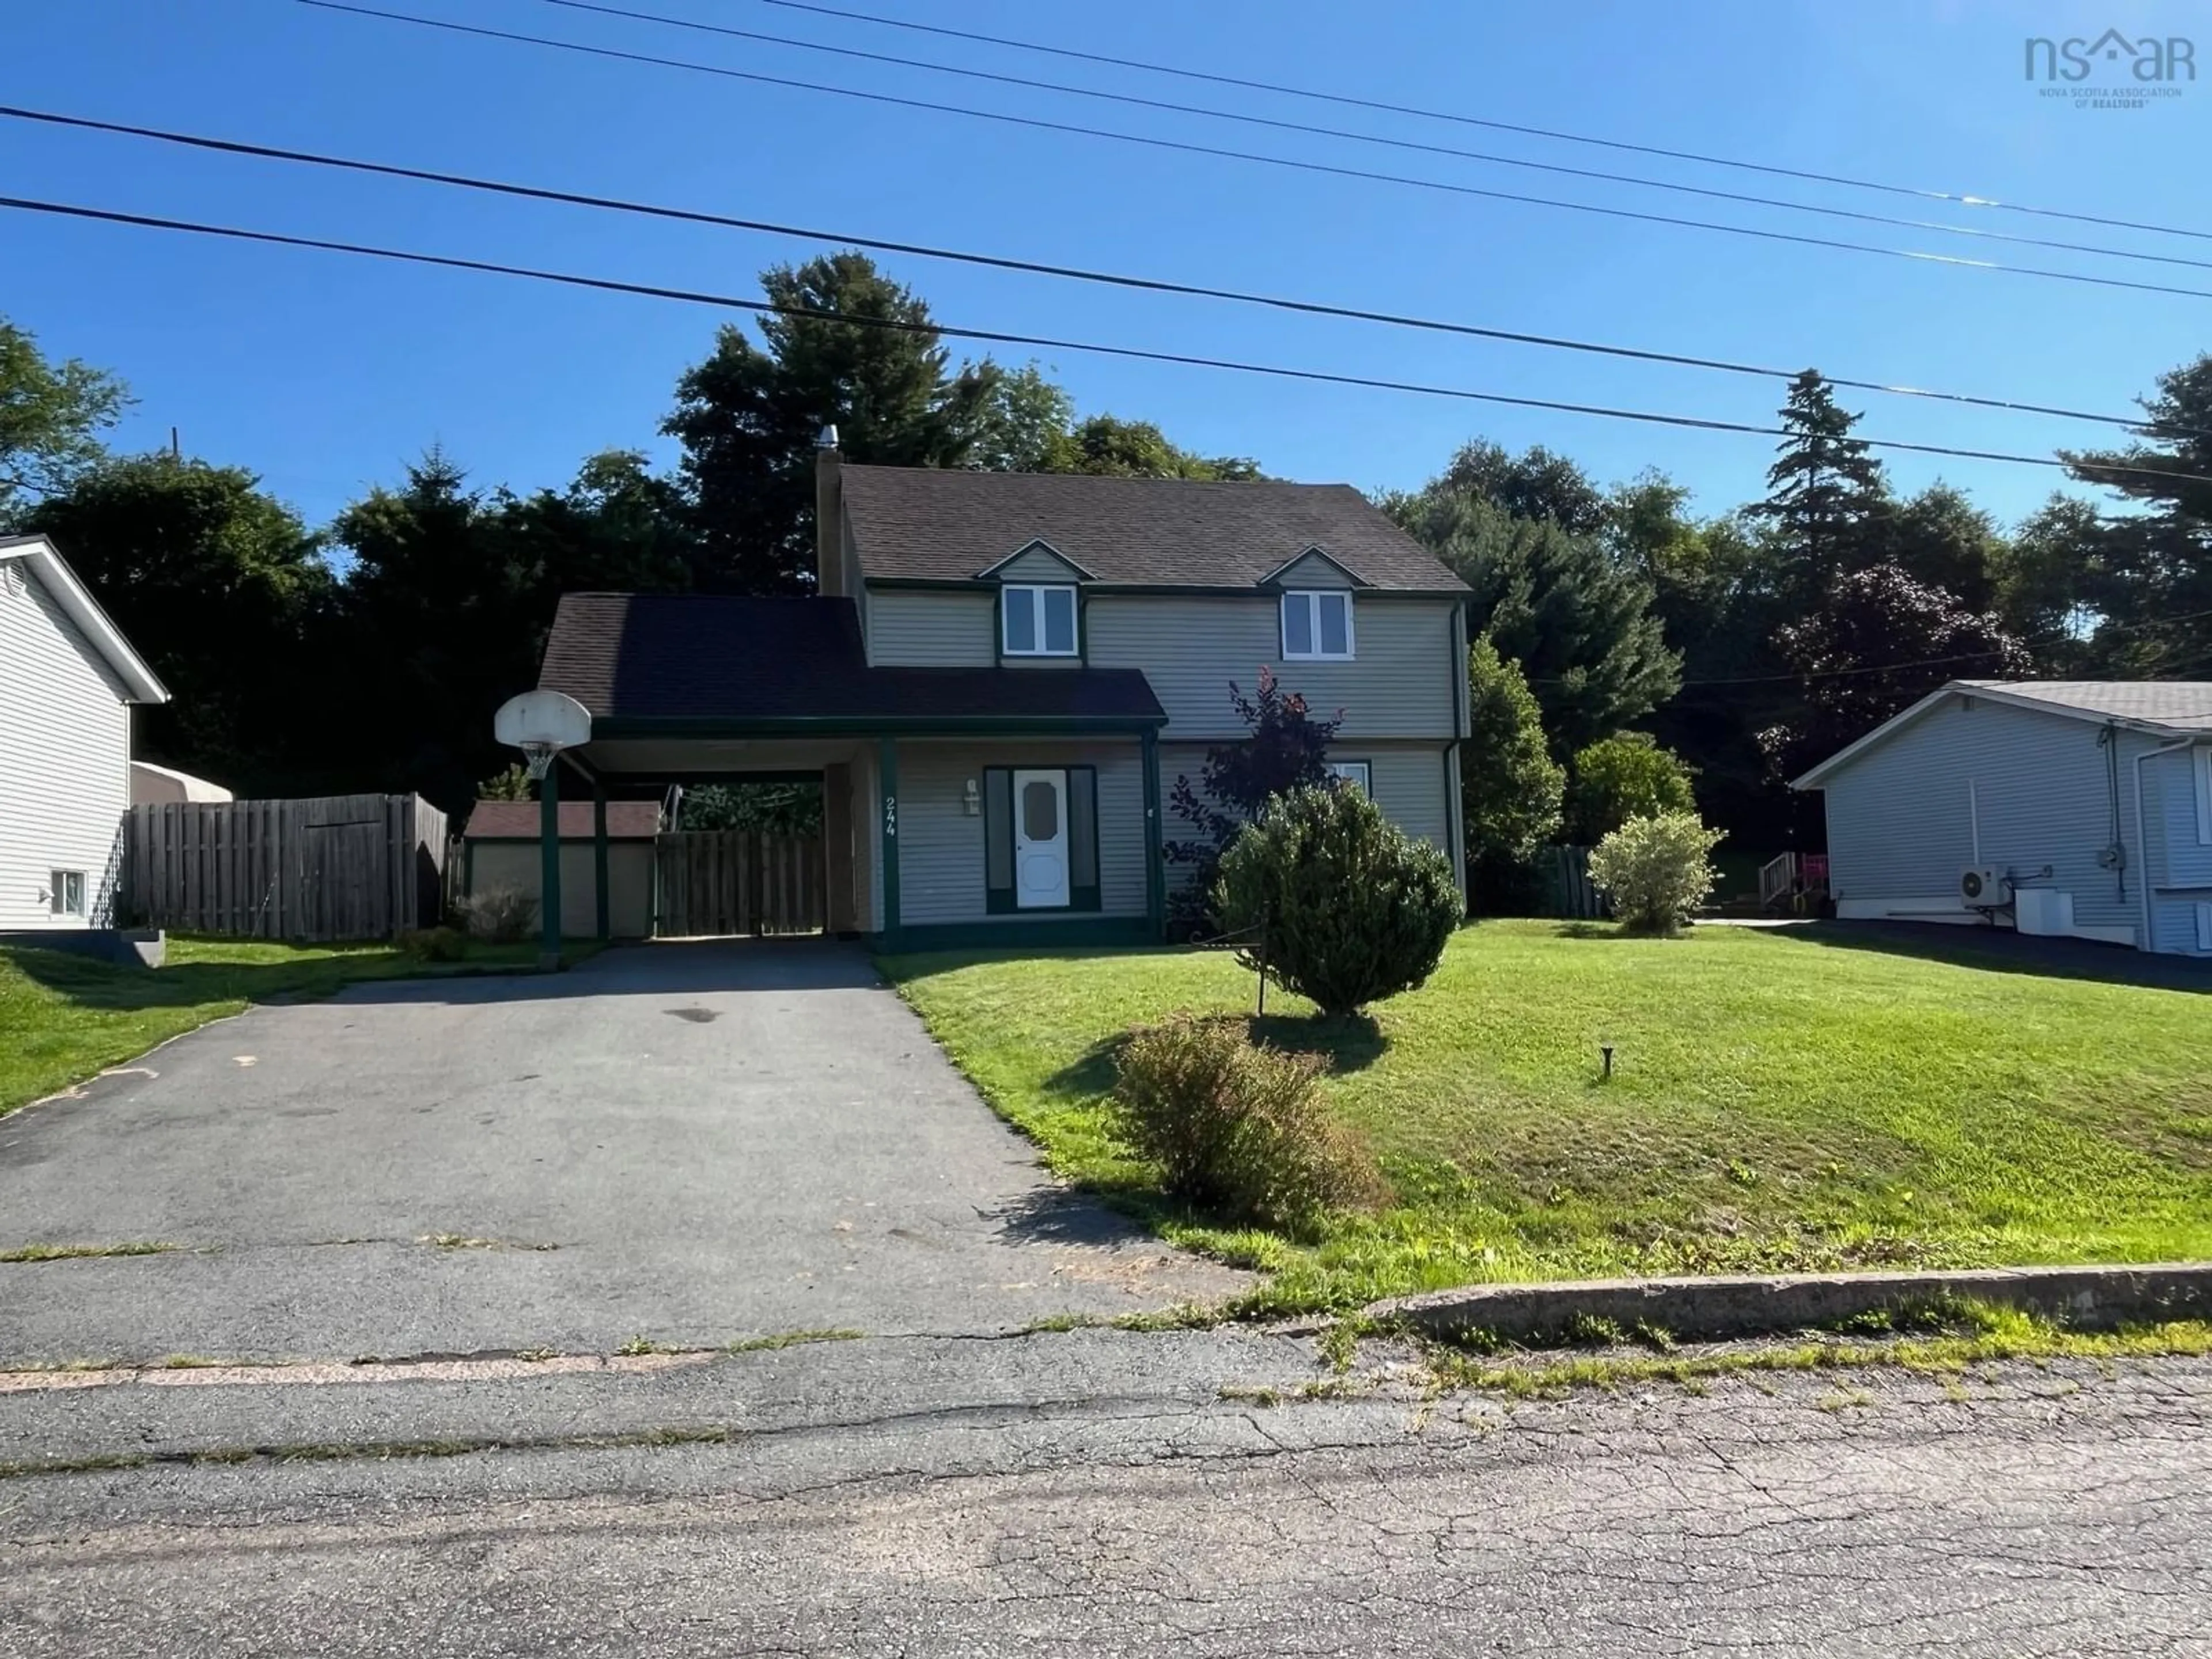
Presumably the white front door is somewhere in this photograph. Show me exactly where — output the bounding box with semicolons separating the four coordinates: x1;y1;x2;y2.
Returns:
1013;768;1070;908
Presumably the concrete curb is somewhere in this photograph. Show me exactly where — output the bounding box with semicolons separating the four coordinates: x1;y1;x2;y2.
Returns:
1365;1263;2212;1346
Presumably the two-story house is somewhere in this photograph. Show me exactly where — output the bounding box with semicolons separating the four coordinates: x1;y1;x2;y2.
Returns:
532;439;1471;949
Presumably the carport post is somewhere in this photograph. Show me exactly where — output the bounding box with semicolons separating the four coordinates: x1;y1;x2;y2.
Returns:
538;762;562;969
878;734;900;948
592;779;610;941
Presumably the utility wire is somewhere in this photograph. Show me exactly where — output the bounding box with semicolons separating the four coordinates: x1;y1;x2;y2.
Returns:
521;0;2212;278
11;103;2190;441
6;192;2206;488
754;0;2212;247
297;2;2212;306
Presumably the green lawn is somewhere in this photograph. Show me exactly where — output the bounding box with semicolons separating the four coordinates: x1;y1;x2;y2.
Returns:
0;935;584;1117
882;922;2212;1312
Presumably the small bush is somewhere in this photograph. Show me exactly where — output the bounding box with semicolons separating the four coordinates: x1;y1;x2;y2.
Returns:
1214;784;1459;1017
459;887;539;945
1113;1013;1384;1237
397;926;467;962
1586;810;1722;935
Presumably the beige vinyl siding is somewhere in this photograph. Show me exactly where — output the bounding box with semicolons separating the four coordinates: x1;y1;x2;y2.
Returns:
893;739;1147;924
0;561;132;928
468;842;654;938
1088;593;1457;740
992;544;1086;582
1156;739;1456;892
866;589;995;666
1270;550;1357;589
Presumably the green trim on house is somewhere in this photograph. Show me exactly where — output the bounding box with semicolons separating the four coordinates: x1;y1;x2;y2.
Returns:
1141;726;1164;938
878;734;900;945
863;577;1471;601
877;916;1158;952
590;714;1165;741
537;763;562;969
592;782;611;942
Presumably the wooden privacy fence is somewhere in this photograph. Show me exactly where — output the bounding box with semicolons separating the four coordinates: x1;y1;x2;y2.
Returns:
124;794;448;941
1543;844;1609;921
654;831;824;937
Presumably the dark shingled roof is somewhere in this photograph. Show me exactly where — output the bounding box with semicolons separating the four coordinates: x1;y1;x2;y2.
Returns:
464;801;662;840
838;465;1468;591
539;593;1165;724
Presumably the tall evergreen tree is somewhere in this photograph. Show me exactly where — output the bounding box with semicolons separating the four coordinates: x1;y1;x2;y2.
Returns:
1749;370;1889;596
663;252;999;594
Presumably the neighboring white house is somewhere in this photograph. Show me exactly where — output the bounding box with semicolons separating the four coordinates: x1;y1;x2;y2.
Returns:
1792;680;2212;957
0;535;169;930
130;759;232;805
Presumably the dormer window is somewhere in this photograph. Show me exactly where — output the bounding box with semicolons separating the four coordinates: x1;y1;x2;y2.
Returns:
1282;590;1354;661
1003;584;1078;657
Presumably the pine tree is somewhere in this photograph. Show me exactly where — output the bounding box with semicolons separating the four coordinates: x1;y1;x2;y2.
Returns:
1750;370;1888;597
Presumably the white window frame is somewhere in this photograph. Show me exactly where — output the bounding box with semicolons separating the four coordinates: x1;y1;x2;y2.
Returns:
48;869;86;917
1001;584;1078;658
1281;589;1354;661
1325;760;1371;795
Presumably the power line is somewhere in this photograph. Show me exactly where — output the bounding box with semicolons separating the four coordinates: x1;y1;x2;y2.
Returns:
521;0;2212;279
12;103;2188;441
754;0;2212;248
7;192;2207;490
298;2;2212;306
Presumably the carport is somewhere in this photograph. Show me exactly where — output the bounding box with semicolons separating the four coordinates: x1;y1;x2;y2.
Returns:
514;591;1170;952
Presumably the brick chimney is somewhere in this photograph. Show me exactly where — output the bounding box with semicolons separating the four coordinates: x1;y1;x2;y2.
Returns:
815;423;842;597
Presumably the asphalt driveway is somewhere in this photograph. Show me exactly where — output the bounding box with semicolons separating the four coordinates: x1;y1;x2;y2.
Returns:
0;942;1242;1364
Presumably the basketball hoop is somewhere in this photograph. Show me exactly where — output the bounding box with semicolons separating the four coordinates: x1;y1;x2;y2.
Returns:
494;691;592;775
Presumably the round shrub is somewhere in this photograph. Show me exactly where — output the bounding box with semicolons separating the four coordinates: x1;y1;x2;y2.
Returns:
1214;783;1460;1018
459;887;539;945
1112;1013;1385;1236
1586;810;1722;935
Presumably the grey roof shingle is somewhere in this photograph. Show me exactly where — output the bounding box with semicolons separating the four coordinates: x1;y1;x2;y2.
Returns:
838;465;1467;591
1957;680;2212;734
538;593;1165;725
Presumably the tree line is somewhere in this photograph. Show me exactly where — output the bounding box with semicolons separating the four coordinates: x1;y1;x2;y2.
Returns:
4;254;2207;884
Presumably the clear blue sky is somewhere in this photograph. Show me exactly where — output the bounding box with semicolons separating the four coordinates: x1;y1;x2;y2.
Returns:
6;0;2207;532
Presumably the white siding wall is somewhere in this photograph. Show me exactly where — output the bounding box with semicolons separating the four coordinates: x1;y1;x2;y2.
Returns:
1817;696;2174;943
2139;743;2212;955
0;562;132;929
892;739;1147;925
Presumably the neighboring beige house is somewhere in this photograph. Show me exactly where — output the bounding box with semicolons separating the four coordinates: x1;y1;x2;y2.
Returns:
461;800;660;938
130;760;232;805
0;535;168;930
523;444;1470;948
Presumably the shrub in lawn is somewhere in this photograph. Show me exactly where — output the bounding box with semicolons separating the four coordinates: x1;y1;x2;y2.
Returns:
1586;810;1723;935
459;888;539;945
1214;783;1459;1017
1113;1013;1384;1236
397;925;467;962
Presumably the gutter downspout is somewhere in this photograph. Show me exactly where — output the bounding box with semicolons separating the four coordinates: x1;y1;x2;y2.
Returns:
2132;736;2194;953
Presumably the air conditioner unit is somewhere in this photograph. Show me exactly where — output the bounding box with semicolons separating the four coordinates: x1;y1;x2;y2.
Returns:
1959;866;2004;908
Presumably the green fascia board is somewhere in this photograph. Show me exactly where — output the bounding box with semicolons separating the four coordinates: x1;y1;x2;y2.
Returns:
590;714;1165;740
863;577;1469;600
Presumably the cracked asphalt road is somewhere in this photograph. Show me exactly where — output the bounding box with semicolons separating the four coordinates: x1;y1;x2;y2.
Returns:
4;1338;2208;1655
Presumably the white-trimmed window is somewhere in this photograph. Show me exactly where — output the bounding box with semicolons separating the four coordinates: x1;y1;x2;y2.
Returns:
1282;590;1354;661
1002;584;1078;657
48;870;85;917
2196;746;2211;846
1325;760;1371;795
